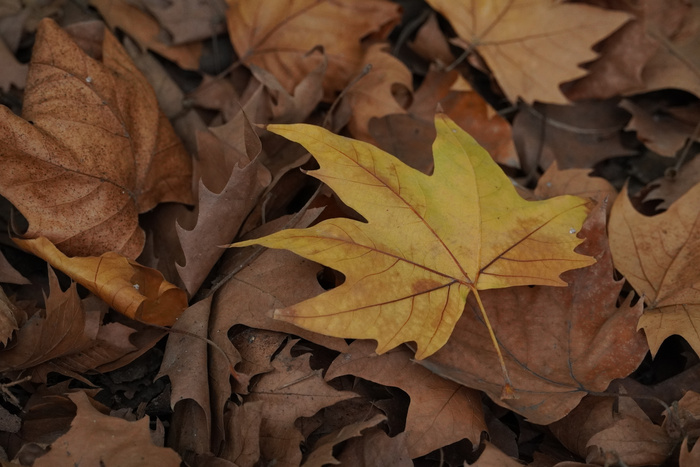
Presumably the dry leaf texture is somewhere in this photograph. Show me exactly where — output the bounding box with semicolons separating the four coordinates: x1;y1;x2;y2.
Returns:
0;19;193;259
234;115;594;360
426;0;630;104
609;181;700;356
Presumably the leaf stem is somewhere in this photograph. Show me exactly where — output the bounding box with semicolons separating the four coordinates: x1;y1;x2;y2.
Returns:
471;288;516;399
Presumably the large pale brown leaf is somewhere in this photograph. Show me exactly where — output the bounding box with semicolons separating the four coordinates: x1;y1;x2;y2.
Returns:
0;19;193;259
425;0;630;104
609;181;700;356
419;204;647;424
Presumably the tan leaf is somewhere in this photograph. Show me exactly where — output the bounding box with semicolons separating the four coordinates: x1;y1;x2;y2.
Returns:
609;181;700;355
0;19;193;259
226;0;400;98
33;391;181;467
535;162;617;208
425;0;630;104
302;414;386;467
0;287;20;346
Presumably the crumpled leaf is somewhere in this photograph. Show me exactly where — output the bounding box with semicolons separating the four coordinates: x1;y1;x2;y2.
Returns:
425;0;630;104
0;286;21;346
0;18;193;259
226;0;401;98
418;203;647;424
325;340;486;458
33;391;181;467
14;236;187;326
609;181;700;356
234;115;595;360
140;0;227;44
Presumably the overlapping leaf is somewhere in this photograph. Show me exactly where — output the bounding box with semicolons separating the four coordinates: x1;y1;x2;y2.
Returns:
0;19;193;259
609;181;700;356
234;115;595;359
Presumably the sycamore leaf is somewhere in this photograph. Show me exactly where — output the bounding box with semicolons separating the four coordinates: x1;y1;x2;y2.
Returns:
609;181;700;356
233;115;595;360
425;0;631;104
13;236;187;326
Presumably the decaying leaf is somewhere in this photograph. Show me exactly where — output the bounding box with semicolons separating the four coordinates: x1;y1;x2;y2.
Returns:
14;236;187;326
0;18;193;259
609;181;700;356
425;0;631;104
234;115;595;365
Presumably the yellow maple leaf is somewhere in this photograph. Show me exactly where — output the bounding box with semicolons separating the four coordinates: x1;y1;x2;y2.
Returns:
233;115;595;387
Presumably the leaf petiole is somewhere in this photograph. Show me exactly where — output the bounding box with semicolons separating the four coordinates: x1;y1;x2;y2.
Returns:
471;287;516;399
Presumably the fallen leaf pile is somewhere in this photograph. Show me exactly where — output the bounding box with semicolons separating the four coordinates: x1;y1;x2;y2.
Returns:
0;1;699;466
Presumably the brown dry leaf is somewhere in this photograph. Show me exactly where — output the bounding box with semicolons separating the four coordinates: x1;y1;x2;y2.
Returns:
408;12;455;67
89;0;202;70
337;428;412;467
326;340;486;459
344;43;413;142
0;38;26;91
0;268;100;378
608;181;700;356
636;2;700;97
229;328;288;394
418;204;647;424
644;155;700;210
302;414;386;467
0;250;29;285
175;117;270;296
245;339;356;467
535;162;617;208
249;49;327;124
220;401;263;466
226;0;400;98
425;0;630;104
140;0;227;44
680;437;700;466
157;297;215;457
0;287;21;346
586;397;674;466
0;18;193;259
33;391;181;467
620;98;700;157
14;236;187;327
565;0;690;100
371;68;518;173
472;441;523;466
512;100;633;173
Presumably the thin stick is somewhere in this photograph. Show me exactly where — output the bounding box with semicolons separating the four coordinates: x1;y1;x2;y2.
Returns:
472;287;516;399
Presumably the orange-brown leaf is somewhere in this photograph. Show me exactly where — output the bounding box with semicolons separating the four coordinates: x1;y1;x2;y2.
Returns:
226;0;400;98
0;19;193;259
233;115;595;359
13;236;187;326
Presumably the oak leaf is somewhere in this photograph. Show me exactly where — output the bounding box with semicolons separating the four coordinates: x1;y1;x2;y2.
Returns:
425;0;630;104
14;236;187;326
609;181;700;356
233;115;595;361
0;19;193;259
